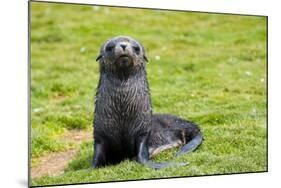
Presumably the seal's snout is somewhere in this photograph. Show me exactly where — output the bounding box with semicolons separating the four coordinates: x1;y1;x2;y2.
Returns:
111;41;134;68
115;41;130;55
120;43;127;51
116;54;132;68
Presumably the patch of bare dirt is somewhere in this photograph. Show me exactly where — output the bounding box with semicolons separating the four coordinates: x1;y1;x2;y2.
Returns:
31;130;92;179
51;94;68;101
31;149;77;179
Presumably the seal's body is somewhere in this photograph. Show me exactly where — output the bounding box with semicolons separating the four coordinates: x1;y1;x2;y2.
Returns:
93;36;202;169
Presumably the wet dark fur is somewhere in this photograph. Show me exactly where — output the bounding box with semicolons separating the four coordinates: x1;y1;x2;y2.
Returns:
93;36;202;168
149;114;201;158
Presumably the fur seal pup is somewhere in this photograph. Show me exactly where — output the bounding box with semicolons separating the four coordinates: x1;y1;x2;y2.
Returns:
93;36;202;169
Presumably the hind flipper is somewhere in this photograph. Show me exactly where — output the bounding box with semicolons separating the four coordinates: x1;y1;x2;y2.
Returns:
176;134;203;157
136;133;189;169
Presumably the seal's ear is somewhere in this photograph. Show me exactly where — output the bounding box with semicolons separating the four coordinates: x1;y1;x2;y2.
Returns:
96;54;103;62
144;55;148;62
140;44;148;62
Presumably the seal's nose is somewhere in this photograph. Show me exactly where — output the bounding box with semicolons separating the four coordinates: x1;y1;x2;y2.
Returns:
120;44;127;51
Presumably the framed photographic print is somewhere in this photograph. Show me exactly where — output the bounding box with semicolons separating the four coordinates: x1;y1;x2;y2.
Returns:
29;1;267;187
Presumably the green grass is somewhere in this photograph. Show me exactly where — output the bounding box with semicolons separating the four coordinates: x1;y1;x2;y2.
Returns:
30;2;267;186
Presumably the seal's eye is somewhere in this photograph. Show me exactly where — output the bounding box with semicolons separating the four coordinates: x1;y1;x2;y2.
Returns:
105;45;114;52
133;46;140;54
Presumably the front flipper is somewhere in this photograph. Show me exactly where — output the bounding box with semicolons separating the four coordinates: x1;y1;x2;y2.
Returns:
176;134;203;157
136;134;188;169
92;141;106;168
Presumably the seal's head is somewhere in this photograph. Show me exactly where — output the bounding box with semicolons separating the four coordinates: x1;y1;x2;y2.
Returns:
96;36;148;71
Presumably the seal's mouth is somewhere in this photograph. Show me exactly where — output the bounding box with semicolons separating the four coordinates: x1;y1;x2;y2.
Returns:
115;54;133;68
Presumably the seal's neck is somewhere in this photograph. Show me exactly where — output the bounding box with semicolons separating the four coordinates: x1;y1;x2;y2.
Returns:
101;64;147;84
97;63;152;115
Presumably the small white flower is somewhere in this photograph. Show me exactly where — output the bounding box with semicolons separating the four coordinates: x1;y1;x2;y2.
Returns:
155;55;161;60
245;71;252;76
80;47;86;53
92;6;100;11
33;108;44;113
260;78;265;82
